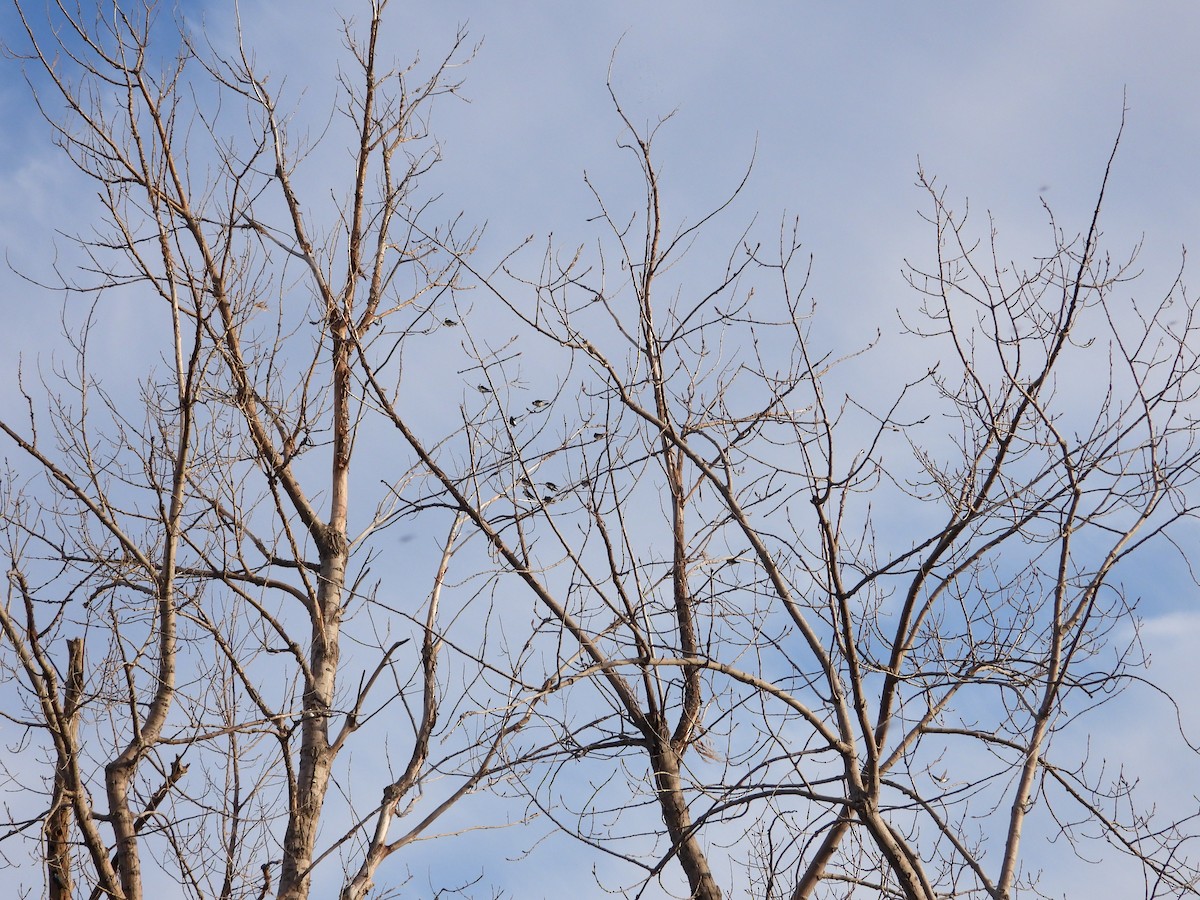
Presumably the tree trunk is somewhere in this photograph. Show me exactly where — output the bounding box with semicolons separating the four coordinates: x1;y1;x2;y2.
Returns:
277;554;344;900
47;638;84;900
649;740;722;900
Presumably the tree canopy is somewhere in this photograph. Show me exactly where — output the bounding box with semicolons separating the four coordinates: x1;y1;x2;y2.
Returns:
2;3;1199;899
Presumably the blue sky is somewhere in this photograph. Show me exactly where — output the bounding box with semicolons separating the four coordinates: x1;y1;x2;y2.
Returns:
2;2;1200;897
9;0;1196;408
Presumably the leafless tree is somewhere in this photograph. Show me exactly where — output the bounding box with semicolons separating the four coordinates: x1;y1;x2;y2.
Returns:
360;94;1200;899
5;3;1200;900
0;3;531;899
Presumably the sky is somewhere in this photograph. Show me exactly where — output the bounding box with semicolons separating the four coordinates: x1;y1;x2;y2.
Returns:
2;1;1200;898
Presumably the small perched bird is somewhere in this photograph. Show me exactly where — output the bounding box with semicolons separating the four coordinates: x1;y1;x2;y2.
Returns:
477;385;492;393
545;482;559;491
443;318;458;326
530;399;548;409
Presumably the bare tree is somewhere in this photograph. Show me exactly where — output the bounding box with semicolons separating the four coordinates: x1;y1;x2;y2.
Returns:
0;3;529;899
359;96;1200;899
5;3;1200;900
